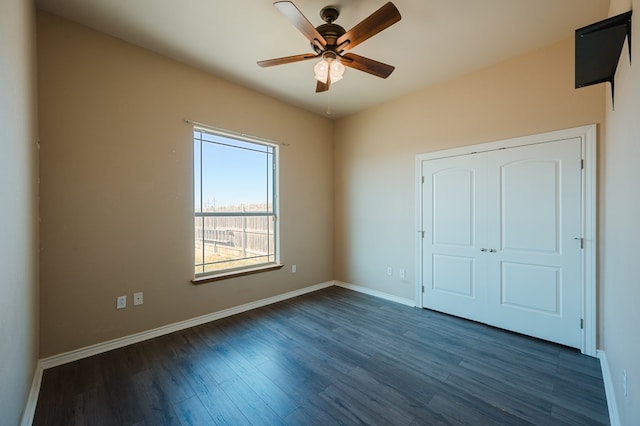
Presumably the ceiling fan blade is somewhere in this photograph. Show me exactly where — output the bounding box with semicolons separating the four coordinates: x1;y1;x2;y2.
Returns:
258;53;319;67
336;2;401;51
341;53;395;78
274;1;327;49
316;78;330;93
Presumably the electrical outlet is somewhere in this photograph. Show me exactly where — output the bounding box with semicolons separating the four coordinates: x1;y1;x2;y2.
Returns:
116;295;127;309
387;266;392;276
292;264;297;273
133;292;143;306
399;268;406;279
623;370;628;397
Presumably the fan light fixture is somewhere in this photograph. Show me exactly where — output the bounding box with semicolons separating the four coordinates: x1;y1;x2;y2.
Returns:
314;55;345;84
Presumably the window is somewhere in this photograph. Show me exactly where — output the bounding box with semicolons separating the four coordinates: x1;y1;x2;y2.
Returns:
193;127;278;278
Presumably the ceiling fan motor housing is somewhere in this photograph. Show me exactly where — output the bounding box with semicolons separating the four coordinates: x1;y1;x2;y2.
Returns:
312;6;345;54
313;23;346;53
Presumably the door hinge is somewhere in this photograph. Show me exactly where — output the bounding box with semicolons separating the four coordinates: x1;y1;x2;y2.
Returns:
422;286;425;293
575;237;584;249
581;159;584;169
421;230;425;238
421;176;425;184
580;318;584;329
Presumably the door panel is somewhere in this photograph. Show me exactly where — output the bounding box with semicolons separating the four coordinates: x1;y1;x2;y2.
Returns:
500;262;560;315
422;154;487;322
433;254;475;297
500;159;560;253
432;168;476;247
486;139;582;348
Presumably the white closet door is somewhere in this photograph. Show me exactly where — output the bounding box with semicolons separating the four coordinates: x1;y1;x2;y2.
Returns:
485;139;583;348
421;154;488;323
421;137;583;349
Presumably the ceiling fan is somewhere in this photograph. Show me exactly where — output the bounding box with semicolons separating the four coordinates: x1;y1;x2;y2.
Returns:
258;1;401;93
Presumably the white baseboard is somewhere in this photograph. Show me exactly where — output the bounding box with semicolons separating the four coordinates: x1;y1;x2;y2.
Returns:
334;281;416;307
40;281;333;370
597;350;620;426
20;361;43;426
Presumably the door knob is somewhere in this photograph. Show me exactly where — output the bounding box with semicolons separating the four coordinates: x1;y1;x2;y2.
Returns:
489;249;497;253
480;248;487;252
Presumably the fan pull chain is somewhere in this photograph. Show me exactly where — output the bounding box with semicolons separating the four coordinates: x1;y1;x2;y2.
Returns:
326;90;332;115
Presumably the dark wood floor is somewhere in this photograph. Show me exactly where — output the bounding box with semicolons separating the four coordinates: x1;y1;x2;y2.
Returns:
33;286;609;425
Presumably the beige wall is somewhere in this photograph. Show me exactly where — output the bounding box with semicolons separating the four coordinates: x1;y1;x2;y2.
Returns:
0;0;39;423
602;0;639;423
37;12;333;357
334;39;605;309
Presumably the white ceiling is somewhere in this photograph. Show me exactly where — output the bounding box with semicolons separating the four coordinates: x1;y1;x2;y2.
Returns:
35;0;610;118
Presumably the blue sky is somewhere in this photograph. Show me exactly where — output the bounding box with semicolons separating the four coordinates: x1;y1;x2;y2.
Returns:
194;131;274;211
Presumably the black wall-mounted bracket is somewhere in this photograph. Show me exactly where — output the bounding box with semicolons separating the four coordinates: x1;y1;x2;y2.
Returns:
575;10;632;107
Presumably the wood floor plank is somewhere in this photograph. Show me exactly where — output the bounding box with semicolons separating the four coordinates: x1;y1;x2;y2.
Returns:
427;393;532;426
130;369;182;425
444;368;561;424
551;403;610;426
341;366;431;421
319;384;392;425
216;375;283;425
329;378;416;425
214;341;299;419
33;286;609;425
188;376;252;426
173;395;216;426
283;400;342;426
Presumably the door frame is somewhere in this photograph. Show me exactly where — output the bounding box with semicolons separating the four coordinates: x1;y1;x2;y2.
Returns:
414;124;597;356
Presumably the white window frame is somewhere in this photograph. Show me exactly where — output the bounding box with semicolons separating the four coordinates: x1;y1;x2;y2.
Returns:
192;125;281;283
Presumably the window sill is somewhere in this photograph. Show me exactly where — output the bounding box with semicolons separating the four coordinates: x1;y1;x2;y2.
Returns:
191;263;284;285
